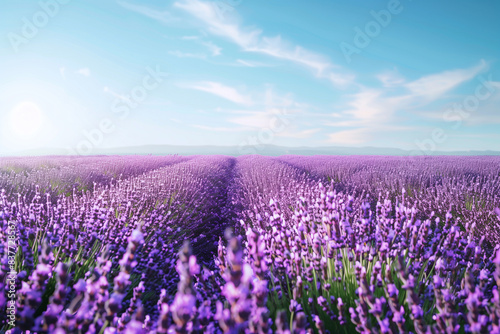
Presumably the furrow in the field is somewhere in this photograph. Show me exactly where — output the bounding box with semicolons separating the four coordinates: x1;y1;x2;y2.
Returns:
78;155;237;268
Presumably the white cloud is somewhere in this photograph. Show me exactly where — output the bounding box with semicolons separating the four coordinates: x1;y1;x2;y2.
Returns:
196;86;318;140
246;35;330;75
174;0;354;87
236;59;271;67
224;88;321;139
377;70;405;87
175;36;222;57
174;0;259;47
326;124;417;145
229;111;277;128
277;128;321;139
104;86;131;102
327;128;372;145
60;67;66;80
335;61;488;128
187;81;253;105
202;41;222;56
168;50;207;59
325;62;489;145
405;60;488;101
341;88;410;125
192;124;249;132
228;110;318;139
76;68;91;77
456;81;500;124
117;1;178;24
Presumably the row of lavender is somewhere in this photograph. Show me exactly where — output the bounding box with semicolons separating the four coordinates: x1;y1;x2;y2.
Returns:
230;155;500;333
0;155;190;200
0;156;237;333
1;155;500;333
276;155;500;244
237;182;500;333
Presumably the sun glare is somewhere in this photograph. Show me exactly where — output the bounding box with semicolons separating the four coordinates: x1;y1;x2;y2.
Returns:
9;102;44;138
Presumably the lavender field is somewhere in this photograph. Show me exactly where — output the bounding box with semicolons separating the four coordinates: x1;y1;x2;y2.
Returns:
1;155;500;333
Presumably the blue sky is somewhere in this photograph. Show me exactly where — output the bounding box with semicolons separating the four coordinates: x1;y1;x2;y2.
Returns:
0;0;499;154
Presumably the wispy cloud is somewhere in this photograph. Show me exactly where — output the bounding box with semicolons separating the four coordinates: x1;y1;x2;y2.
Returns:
327;125;416;145
277;128;321;139
236;59;272;68
228;110;319;139
59;67;66;80
201;41;222;56
377;69;405;88
175;0;259;47
192;124;249;132
184;85;316;139
117;1;178;24
179;35;222;56
229;111;279;128
104;86;131;102
186;81;253;105
336;61;488;126
60;67;90;79
342;88;409;125
327;128;372;145
168;50;207;59
75;68;91;77
405;60;488;101
174;0;354;87
170;118;183;124
223;88;322;139
326;61;489;145
453;80;500;124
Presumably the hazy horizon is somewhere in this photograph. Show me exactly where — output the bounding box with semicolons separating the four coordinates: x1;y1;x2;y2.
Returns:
4;143;500;158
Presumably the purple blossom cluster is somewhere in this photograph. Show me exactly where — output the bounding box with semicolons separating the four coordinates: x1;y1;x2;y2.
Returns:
277;155;500;244
0;156;237;332
0;155;499;333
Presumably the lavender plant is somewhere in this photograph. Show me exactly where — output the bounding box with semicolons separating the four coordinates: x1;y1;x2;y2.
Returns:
1;155;499;333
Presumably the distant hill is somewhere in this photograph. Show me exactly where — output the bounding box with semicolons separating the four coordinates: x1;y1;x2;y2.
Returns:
2;144;500;157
